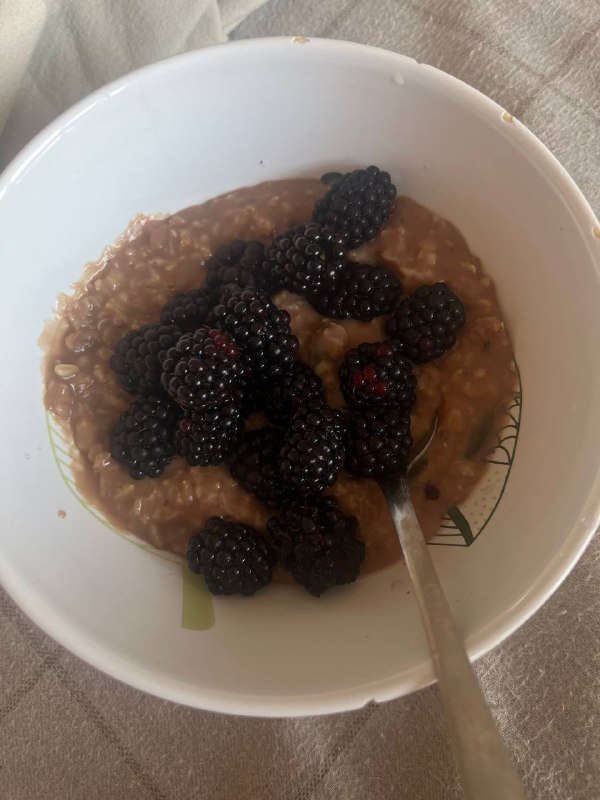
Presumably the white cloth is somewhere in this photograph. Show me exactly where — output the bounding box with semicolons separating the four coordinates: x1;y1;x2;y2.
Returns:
0;0;47;132
0;0;267;165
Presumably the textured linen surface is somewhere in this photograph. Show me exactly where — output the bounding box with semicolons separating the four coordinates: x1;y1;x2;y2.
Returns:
1;1;599;798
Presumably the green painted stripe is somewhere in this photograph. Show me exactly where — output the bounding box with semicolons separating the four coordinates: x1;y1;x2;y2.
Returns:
50;424;72;445
45;410;178;565
181;563;215;631
446;506;475;546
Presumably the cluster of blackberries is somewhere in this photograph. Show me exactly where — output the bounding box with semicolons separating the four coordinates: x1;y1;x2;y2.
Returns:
188;498;364;598
109;165;466;597
267;168;402;320
335;282;466;482
109;270;301;481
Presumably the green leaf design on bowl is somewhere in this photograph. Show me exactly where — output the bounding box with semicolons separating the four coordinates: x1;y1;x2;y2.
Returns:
47;354;522;628
46;411;215;631
430;359;522;547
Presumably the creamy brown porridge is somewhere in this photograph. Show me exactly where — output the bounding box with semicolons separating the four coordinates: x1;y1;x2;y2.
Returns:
43;178;515;576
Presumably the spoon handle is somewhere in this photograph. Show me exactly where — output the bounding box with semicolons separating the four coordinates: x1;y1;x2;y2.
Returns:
385;478;527;800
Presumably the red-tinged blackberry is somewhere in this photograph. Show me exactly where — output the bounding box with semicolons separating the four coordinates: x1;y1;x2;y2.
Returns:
279;404;346;495
111;395;178;479
307;264;402;321
110;323;181;395
312;166;397;248
386;282;466;363
187;517;275;596
205;240;267;295
346;406;413;480
264;222;346;295
175;400;244;466
261;362;325;427
161;326;247;411
339;340;416;411
227;427;294;508
209;286;298;377
160;288;212;332
267;496;365;596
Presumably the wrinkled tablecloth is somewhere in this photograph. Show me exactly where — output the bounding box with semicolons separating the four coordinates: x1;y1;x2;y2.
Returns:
1;1;599;798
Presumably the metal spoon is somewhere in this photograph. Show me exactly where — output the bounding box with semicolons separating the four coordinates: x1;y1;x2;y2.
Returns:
383;416;527;800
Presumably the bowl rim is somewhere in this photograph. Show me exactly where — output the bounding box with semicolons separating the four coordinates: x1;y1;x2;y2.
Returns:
1;36;599;717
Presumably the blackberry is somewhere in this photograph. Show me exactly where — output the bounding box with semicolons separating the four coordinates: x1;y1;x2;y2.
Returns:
279;404;346;495
160;289;212;332
264;222;346;295
175;400;244;466
161;326;246;411
205;240;267;295
227;427;294;508
111;395;178;479
346;406;413;480
312;166;397;248
339;341;416;411
340;264;402;320
261;362;325;426
209;286;298;377
267;496;364;596
110;323;181;395
187;517;274;596
308;264;401;321
386;282;466;363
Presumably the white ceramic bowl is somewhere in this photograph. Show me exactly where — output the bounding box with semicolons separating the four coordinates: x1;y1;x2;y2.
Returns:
1;38;599;717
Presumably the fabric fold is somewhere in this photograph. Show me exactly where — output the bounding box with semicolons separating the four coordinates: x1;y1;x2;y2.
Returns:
0;0;269;164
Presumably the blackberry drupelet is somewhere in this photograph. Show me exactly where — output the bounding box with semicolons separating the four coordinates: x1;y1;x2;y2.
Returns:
209;286;298;377
339;341;416;411
110;323;181;395
386;282;466;363
307;263;401;321
263;222;346;295
312;165;397;248
279;404;346;495
174;400;244;466
111;395;178;479
205;240;267;295
160;288;212;332
267;496;365;596
346;406;413;480
262;361;325;427
227;427;293;508
187;517;275;596
161;326;246;411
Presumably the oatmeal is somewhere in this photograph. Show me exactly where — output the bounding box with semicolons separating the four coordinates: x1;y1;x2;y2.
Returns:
43;179;515;574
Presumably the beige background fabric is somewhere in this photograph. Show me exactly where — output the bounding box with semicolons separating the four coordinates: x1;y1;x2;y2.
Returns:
1;0;600;798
